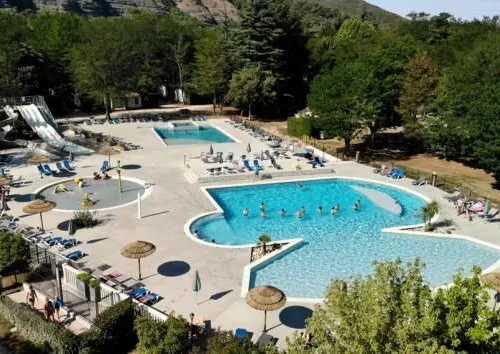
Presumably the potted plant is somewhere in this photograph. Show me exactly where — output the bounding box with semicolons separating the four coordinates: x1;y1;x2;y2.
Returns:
76;273;91;299
89;278;101;302
422;201;439;231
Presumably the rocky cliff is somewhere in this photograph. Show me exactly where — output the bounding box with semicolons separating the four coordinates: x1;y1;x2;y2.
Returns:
0;0;238;24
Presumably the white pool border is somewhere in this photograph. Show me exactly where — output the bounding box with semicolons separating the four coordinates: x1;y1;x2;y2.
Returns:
151;122;240;147
183;175;500;302
32;176;153;213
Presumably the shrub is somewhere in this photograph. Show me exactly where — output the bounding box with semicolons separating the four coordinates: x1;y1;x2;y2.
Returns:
0;295;78;353
83;299;137;354
88;278;100;288
135;314;190;354
205;329;279;354
76;273;91;283
287;116;313;138
0;232;30;276
73;210;102;228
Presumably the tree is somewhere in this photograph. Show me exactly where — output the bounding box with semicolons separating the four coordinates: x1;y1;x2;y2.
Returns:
0;233;30;277
257;234;272;255
135;314;190;354
68;18;135;120
169;33;191;104
398;54;438;126
191;29;233;114
288;259;500;353
228;66;276;119
205;329;279;354
308;60;381;153
422;201;439;231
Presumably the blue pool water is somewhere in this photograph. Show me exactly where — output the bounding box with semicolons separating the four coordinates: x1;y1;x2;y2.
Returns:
154;125;234;145
192;179;500;298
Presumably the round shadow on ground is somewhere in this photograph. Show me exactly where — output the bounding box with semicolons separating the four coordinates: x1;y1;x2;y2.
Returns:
157;261;190;277
12;194;34;203
279;306;313;329
121;164;141;170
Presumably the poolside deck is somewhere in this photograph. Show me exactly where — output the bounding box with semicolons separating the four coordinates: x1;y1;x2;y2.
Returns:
5;117;500;349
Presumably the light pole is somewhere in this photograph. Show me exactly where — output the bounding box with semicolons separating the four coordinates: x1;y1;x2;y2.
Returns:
117;160;123;193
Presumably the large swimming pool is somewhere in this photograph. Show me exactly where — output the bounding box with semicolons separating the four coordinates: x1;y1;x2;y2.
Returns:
154;125;234;145
191;178;500;298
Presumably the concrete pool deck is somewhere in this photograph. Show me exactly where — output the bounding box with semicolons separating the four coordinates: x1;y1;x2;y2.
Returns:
6;118;500;348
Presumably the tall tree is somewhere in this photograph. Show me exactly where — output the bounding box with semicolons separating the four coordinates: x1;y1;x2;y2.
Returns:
308;60;381;153
228;65;276;119
68;18;135;120
0;233;30;276
191;29;233;113
398;54;438;127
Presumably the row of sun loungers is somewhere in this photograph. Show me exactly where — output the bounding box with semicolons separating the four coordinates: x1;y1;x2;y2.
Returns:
126;287;160;305
373;167;406;179
444;191;499;222
37;160;75;176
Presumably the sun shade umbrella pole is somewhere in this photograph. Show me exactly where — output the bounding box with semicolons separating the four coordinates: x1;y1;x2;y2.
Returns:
138;258;141;280
120;241;156;282
39;212;44;232
23;199;56;233
246;285;287;333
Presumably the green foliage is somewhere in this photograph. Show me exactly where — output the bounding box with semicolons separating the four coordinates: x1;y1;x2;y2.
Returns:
135;314;190;354
288;259;500;353
205;329;279;354
88;278;101;288
73;210;101;228
0;232;30;276
0;295;78;353
76;273;91;283
81;299;137;354
287;115;313;137
257;234;272;255
422;200;439;231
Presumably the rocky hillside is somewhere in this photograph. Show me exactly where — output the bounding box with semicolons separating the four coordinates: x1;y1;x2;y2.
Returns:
0;0;239;24
0;0;400;25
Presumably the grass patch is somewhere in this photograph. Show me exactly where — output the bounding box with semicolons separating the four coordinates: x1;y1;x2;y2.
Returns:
0;315;42;353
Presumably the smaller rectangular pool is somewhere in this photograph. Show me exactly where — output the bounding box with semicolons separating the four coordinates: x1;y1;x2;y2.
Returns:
154;125;235;145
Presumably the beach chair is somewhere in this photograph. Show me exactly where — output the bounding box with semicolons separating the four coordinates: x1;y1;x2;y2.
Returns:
65;250;83;261
62;238;78;248
56;161;70;173
253;160;261;169
37;164;50;176
100;160;109;173
386;168;398;178
243;160;253;171
46;236;63;247
392;169;405;179
412;176;427;186
235;328;250;341
314;156;325;167
63;160;75;171
42;164;56;175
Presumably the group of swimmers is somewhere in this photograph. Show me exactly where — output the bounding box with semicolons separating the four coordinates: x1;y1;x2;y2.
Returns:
243;200;363;219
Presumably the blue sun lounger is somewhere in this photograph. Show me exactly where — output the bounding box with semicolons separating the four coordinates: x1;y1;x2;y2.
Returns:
65;250;83;261
37;164;51;176
127;287;147;298
56;161;70;173
42;164;56;175
386;168;399;178
243;160;253;171
63;160;75;171
392;169;405;179
235;328;250;340
62;238;77;248
100;160;109;173
47;236;63;247
253;160;261;169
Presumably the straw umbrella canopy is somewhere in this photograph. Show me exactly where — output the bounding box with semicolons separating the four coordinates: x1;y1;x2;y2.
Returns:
120;240;156;280
99;146;120;168
481;272;500;291
23;199;56;232
246;285;287;332
28;154;49;165
0;177;9;185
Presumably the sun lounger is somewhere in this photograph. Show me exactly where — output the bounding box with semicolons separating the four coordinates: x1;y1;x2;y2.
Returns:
62;238;77;248
65;250;83;261
46;236;63;247
42;164;56;175
386;168;399;178
37;164;51;176
100;160;109;173
392;169;405;179
253;160;262;169
412;176;427;186
243;160;253;171
235;328;250;340
63;160;75;171
256;332;275;345
56;161;70;173
126;287;146;298
314;156;325;167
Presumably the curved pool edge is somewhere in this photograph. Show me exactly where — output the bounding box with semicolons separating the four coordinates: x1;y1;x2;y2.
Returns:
32;176;153;213
184;175;434;249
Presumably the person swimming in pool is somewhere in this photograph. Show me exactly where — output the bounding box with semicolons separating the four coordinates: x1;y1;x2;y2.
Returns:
243;207;249;217
296;182;303;188
280;208;286;217
300;206;306;214
331;206;336;215
260;202;266;212
353;201;359;211
318;206;323;214
260;209;266;218
296;210;303;219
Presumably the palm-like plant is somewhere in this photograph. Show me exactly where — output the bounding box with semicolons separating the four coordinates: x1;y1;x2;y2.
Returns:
258;234;272;255
422;201;439;231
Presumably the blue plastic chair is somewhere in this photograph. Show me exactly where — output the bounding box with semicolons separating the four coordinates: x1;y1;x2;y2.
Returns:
100;160;109;173
37;164;51;176
63;160;75;171
243;160;253;171
66;250;82;261
235;328;249;340
42;164;55;175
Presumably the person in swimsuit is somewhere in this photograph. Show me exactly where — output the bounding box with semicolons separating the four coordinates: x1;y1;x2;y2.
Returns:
53;297;62;322
26;284;38;309
318;206;323;215
243;207;249;217
280;208;286;217
44;298;54;321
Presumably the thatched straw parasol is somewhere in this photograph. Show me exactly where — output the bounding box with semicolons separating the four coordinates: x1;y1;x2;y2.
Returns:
246;285;287;332
23;199;56;232
99;146;120;168
28;154;49;165
120;240;156;280
481;272;500;291
0;177;9;185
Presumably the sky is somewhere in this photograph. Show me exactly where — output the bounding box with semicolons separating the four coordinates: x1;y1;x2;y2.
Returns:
366;0;500;20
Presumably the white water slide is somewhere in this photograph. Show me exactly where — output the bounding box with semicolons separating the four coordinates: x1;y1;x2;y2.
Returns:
15;104;92;155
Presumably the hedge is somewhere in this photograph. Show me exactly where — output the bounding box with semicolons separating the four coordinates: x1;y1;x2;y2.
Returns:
80;299;137;354
135;314;190;354
0;295;78;353
287;116;313;138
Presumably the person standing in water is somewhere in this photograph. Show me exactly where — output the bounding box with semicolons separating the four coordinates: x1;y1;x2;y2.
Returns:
280;208;286;216
318;206;323;215
260;202;266;212
243;207;249;217
260;209;266;218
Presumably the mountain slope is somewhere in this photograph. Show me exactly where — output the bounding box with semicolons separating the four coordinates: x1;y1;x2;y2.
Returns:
313;0;403;25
